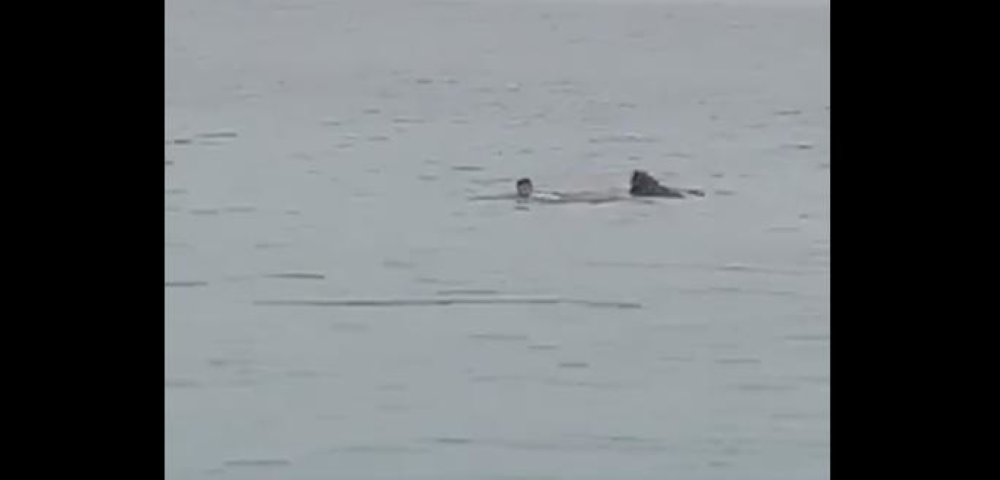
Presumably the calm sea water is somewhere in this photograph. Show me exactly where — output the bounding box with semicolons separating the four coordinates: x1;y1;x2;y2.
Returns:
166;1;829;478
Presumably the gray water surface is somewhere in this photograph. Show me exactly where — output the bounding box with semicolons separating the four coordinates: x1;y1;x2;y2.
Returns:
166;1;829;478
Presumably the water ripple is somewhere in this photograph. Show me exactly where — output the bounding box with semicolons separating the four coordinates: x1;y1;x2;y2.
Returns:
255;297;642;309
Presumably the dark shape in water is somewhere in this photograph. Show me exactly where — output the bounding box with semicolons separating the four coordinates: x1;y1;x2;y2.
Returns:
630;170;704;198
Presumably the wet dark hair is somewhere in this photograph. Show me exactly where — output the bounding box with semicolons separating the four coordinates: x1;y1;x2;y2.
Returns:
517;178;532;188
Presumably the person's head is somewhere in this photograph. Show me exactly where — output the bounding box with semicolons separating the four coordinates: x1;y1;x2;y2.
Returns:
516;178;533;197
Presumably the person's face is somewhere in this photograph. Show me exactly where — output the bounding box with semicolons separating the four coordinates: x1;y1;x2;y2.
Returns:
517;181;533;197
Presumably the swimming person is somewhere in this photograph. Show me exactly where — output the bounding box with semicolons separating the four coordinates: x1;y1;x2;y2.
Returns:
473;172;702;205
